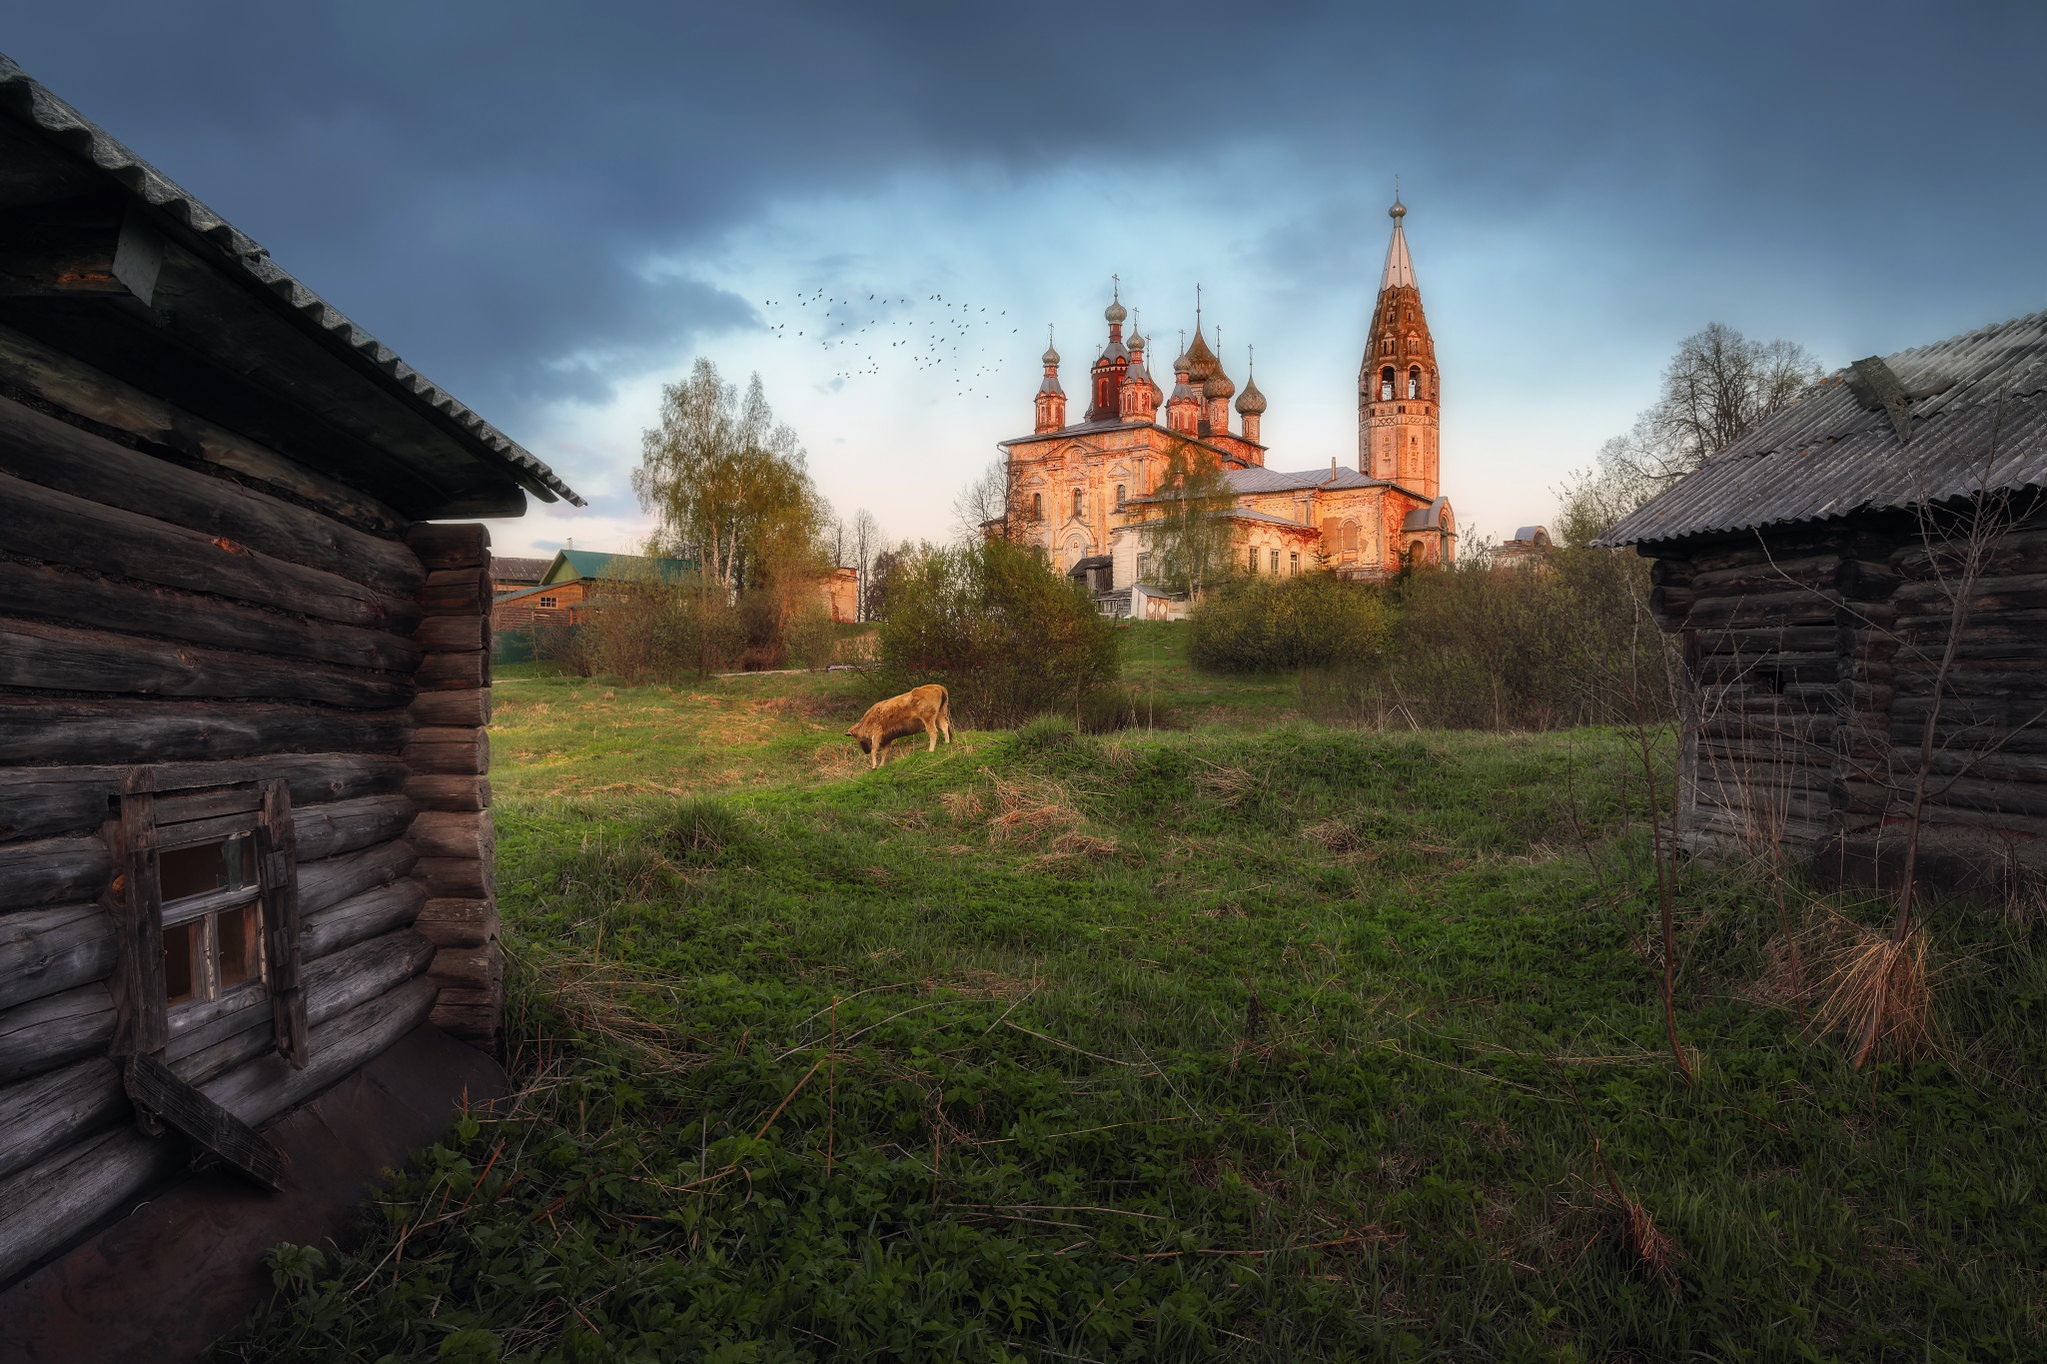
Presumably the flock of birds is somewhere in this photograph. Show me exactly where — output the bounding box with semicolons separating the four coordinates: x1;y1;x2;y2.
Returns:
761;287;1022;399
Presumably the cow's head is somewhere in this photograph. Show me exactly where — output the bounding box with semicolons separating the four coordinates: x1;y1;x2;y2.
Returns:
846;727;871;754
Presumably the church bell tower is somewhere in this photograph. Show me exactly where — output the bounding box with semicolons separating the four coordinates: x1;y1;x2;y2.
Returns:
1357;196;1440;499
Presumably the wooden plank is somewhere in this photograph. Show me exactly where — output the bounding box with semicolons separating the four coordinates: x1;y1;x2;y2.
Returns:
403;774;489;814
156;787;265;824
409;688;489;728
258;779;308;1069
403;727;489;776
0;391;422;597
0;1125;184;1288
110;771;165;1061
297;838;418;919
0;468;418;631
0;983;115;1086
123;1053;284;1191
0;903;114;1012
414;615;488;653
414;897;494;950
0;753;407;844
0;319;409;535
0;558;423;673
415;651;488;691
407;523;490;572
0;617;413;710
0;835;111;913
299;880;426;962
0;698;410;767
0;1056;125;1183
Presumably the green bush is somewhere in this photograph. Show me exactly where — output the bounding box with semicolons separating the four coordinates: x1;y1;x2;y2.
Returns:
875;537;1121;728
1188;574;1389;674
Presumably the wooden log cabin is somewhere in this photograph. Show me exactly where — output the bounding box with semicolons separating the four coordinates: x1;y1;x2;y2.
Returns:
1604;308;2047;894
0;54;582;1340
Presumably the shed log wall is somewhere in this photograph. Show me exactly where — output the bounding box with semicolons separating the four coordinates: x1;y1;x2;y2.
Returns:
0;344;493;1289
1647;508;2047;888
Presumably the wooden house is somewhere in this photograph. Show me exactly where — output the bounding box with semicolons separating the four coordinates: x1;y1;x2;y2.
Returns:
1603;308;2047;893
489;547;696;631
490;554;551;596
0;55;582;1347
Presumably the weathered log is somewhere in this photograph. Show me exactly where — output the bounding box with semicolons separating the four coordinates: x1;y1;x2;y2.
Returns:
0;698;410;767
297;839;418;919
406;810;492;862
1684;587;1840;626
0;1056;124;1183
0;559;422;673
1689;553;1844;592
430;1000;500;1048
299;879;427;961
204;974;436;1129
407;523;489;572
403;774;489;813
291;794;416;864
0;1124;183;1287
408;688;489;728
0;392;422;597
0;468;417;631
0;753;407;844
427;945;498;991
421;568;491;615
0;982;114;1086
0;903;113;1011
404;727;489;776
413;615;488;653
0;617;412;711
414;651;488;691
414;897;494;949
0;837;111;914
0;319;408;536
415;858;491;899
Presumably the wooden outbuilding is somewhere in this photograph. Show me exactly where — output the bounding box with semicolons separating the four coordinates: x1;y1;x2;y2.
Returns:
1604;308;2047;893
0;54;582;1344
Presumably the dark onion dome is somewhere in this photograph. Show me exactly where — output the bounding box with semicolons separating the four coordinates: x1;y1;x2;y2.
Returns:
1235;376;1267;415
1105;296;1128;325
1203;366;1236;401
1126;330;1145;353
1171;349;1192;374
1183;327;1219;382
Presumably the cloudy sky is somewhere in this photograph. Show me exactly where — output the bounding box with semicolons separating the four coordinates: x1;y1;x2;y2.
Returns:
8;3;2044;554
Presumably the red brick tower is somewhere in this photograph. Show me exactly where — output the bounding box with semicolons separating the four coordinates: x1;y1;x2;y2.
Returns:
1034;331;1066;433
1085;285;1129;422
1357;195;1440;498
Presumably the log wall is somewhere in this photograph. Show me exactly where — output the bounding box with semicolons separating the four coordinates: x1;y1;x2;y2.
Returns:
0;336;496;1287
1646;507;2047;889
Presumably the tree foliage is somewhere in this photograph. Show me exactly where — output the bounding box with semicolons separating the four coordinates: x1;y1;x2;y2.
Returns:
1138;441;1239;595
874;536;1120;728
1188;575;1390;674
1558;323;1821;546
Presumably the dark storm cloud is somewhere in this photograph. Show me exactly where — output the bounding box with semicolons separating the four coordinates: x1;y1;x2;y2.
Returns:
7;1;2044;429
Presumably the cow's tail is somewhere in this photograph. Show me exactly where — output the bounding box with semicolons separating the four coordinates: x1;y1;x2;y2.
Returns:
939;686;953;741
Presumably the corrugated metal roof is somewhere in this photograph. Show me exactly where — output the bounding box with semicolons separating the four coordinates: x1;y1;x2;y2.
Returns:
0;53;583;508
1225;465;1383;493
491;555;552;583
1602;308;2047;548
542;549;697;585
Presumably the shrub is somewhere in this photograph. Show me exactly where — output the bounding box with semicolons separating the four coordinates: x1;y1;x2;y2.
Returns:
874;537;1120;729
1012;713;1081;752
1299;548;1672;730
1188;574;1390;674
578;580;743;681
1076;683;1177;734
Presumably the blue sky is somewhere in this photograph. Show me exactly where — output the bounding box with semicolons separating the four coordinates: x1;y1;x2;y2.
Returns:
7;3;2044;554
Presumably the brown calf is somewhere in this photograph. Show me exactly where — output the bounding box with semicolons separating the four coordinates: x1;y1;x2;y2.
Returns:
847;684;953;769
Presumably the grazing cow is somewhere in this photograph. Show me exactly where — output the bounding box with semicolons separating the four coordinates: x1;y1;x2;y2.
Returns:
847;684;953;769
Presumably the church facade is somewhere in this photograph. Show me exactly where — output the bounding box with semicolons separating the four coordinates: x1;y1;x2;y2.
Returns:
997;197;1455;609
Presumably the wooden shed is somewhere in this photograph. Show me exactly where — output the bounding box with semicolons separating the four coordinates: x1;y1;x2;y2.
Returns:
1604;308;2047;893
0;54;582;1343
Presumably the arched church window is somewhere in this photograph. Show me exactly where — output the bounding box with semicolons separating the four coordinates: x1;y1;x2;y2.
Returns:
1115;484;1126;509
1379;366;1395;402
1407;367;1421;399
1072;488;1084;519
1032;492;1043;520
1247;545;1259;574
1269;549;1281;574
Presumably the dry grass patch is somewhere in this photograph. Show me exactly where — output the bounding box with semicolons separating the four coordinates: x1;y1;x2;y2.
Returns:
986;773;1088;844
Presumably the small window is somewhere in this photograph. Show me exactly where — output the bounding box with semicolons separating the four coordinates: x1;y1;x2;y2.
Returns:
1248;545;1260;574
1116;484;1126;509
159;832;264;1009
1289;553;1300;575
1408;367;1421;399
1032;492;1044;520
1270;549;1281;574
1380;366;1395;402
538;594;557;608
1073;488;1084;519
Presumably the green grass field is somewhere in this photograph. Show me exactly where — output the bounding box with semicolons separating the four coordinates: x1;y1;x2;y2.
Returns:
222;628;2047;1361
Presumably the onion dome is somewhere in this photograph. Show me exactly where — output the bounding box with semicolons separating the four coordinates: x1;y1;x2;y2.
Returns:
1126;330;1145;354
1235;375;1266;415
1042;343;1060;366
1105;296;1128;325
1183;327;1219;382
1171;348;1191;374
1203;367;1235;401
1389;194;1406;221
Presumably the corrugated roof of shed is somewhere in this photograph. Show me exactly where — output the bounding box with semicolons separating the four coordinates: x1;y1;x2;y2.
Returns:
1602;309;2047;549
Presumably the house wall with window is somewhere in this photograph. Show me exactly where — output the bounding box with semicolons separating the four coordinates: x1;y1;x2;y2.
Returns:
0;56;580;1308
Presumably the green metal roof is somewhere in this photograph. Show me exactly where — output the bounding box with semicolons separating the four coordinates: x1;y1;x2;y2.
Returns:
539;548;698;586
